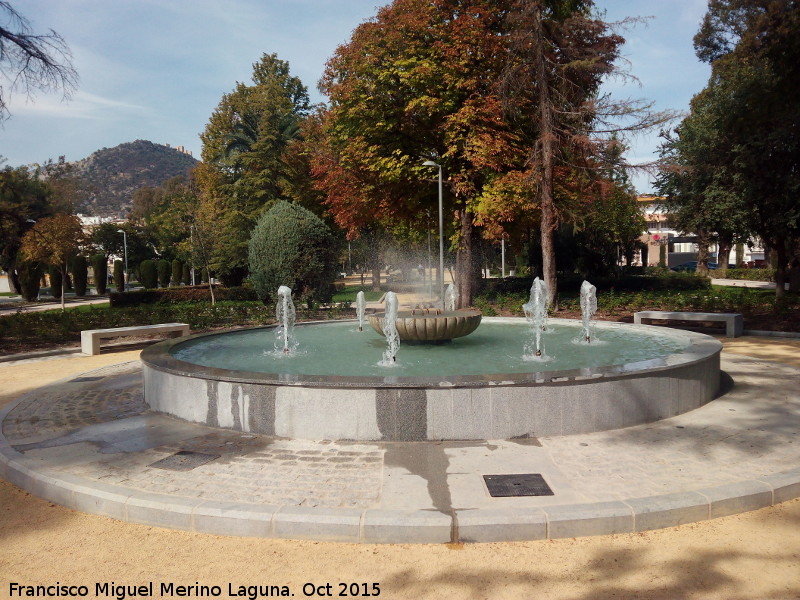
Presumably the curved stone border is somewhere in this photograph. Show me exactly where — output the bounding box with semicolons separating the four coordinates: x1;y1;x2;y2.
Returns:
0;437;797;544
2;356;799;543
141;318;722;440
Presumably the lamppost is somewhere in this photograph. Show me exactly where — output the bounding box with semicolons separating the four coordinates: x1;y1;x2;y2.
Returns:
116;229;128;290
422;160;445;309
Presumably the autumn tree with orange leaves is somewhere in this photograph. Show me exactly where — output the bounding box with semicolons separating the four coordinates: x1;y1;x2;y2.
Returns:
316;0;672;307
19;213;85;311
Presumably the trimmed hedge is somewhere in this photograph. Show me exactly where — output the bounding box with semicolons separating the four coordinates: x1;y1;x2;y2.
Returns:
139;259;157;289
171;259;182;286
485;273;710;296
157;259;171;287
717;268;775;282
49;267;62;300
72;256;88;296
91;254;107;295
18;261;42;301
109;285;259;307
113;259;124;292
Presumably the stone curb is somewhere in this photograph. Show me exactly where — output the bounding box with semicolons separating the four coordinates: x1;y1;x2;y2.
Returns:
2;431;798;544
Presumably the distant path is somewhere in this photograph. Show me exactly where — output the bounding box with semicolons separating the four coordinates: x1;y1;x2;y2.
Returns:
711;278;785;289
0;295;110;316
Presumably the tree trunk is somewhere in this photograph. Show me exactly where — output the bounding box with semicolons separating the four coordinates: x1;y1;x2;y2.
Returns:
717;241;732;275
533;3;558;309
696;230;710;276
774;241;787;300
370;263;381;292
455;209;475;308
8;262;22;294
60;264;67;312
790;241;800;292
735;243;745;267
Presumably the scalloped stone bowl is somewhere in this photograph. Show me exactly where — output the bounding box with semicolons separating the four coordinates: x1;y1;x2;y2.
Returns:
368;309;482;342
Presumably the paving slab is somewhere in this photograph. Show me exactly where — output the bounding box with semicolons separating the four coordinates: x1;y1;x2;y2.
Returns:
1;353;799;543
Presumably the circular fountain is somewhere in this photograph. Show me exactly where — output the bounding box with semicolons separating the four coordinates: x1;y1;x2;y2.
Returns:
142;286;721;441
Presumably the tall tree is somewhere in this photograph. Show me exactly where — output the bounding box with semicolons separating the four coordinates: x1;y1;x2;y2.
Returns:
197;53;313;285
18;214;84;311
0;163;52;292
662;0;800;295
697;0;799;296
656;86;752;275
317;0;518;306
498;0;672;305
0;1;78;121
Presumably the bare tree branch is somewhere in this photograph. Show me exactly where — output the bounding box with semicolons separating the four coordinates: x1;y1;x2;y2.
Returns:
0;1;78;121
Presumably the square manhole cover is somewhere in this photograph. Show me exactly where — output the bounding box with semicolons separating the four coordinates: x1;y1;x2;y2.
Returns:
72;376;103;383
484;473;554;497
149;450;220;472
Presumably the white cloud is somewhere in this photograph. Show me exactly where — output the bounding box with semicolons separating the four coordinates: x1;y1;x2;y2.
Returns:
8;90;149;120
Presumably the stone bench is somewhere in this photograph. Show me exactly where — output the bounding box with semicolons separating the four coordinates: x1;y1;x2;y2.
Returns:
633;311;743;338
81;323;190;355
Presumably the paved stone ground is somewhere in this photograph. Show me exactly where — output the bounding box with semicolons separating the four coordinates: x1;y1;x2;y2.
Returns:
1;353;799;541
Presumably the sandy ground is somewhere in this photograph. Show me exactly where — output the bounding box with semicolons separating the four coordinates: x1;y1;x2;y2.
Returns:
1;341;799;599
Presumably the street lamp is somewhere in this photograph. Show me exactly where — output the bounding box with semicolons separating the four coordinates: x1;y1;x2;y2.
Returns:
116;229;128;291
422;160;445;310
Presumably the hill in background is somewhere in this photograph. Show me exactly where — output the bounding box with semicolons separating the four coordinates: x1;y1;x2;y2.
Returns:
71;140;199;217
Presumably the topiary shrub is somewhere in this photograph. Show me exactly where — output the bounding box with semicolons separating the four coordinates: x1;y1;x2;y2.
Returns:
182;263;191;285
113;259;124;293
139;259;157;289
248;201;337;305
18;261;42;301
91;254;108;294
171;259;182;286
157;259;171;288
108;285;258;306
48;266;62;300
201;267;208;283
72;256;88;296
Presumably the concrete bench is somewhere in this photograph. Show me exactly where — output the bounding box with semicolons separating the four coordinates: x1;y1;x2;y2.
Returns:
633;311;743;338
81;323;190;355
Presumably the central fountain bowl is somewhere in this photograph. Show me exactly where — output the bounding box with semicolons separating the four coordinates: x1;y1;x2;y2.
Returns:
141;318;722;441
368;309;481;342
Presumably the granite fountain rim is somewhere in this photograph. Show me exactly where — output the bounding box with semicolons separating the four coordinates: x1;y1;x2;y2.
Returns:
140;317;723;390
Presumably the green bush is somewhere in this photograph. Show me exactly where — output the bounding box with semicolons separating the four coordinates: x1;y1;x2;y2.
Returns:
201;267;208;283
139;260;157;289
485;273;709;296
91;254;108;295
182;263;191;285
48;266;62;299
18;261;42;301
109;285;259;307
248;201;338;306
113;259;124;293
157;259;171;287
171;259;182;286
719;268;775;282
72;256;88;296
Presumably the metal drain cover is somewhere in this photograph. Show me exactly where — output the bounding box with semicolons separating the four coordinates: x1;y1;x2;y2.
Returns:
72;376;103;383
484;473;554;497
149;451;220;472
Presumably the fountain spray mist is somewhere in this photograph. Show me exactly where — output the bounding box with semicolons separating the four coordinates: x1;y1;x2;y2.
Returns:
523;277;549;357
275;286;297;354
380;291;400;365
580;280;598;343
444;283;457;312
356;291;366;331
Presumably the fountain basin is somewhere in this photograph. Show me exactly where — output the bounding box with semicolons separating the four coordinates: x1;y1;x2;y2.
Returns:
368;309;482;342
141;318;722;441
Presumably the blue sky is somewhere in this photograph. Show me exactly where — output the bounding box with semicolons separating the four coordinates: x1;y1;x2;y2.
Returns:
2;0;710;193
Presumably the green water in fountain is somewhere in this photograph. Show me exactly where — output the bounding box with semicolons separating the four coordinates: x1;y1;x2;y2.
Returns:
170;319;689;378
